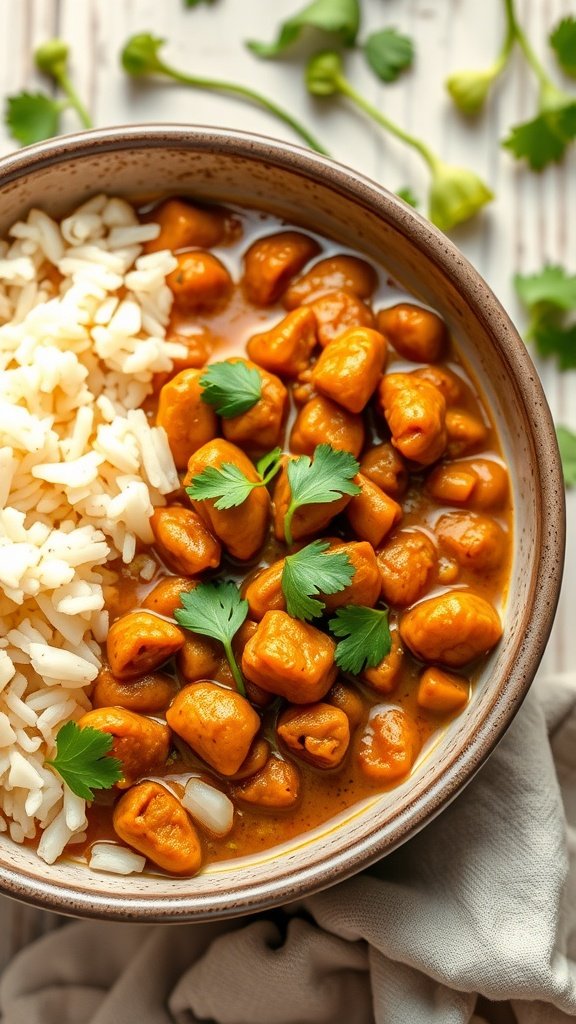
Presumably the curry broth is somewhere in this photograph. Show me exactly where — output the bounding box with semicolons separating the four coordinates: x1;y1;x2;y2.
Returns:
67;201;512;875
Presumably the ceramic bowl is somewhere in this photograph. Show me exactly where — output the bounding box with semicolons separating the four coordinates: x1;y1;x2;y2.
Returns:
0;126;565;921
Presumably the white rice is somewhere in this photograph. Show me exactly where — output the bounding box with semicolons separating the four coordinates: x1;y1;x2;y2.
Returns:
0;195;183;864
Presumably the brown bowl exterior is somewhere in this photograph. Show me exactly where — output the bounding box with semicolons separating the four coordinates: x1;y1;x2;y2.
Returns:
0;126;565;921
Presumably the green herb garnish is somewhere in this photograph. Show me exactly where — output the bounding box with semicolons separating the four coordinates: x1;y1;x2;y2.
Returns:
247;0;360;58
514;264;576;369
6;39;92;145
329;605;392;674
174;581;248;695
120;33;328;154
550;17;576;80
186;447;283;509
364;28;414;84
281;540;355;621
45;722;123;801
501;1;576;170
306;51;493;232
200;361;263;418
283;443;361;548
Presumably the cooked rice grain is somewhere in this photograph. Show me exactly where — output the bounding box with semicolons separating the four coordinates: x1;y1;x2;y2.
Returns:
0;196;180;862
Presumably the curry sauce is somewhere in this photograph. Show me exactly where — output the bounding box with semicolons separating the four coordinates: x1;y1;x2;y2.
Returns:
67;198;512;877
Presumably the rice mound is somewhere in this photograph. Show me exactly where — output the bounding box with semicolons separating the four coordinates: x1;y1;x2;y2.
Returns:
0;194;184;864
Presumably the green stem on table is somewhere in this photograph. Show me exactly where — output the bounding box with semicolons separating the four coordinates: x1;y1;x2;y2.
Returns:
162;62;329;154
335;73;439;172
53;69;93;128
504;0;569;108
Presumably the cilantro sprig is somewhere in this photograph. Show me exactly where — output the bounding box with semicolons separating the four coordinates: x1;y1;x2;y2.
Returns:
283;443;361;548
328;605;392;674
6;39;92;146
174;581;248;695
557;427;576;488
514;265;576;370
550;17;576;80
187;447;283;509
200;361;263;418
364;28;414;84
45;721;123;801
247;0;360;58
120;34;328;154
281;540;355;621
306;51;493;232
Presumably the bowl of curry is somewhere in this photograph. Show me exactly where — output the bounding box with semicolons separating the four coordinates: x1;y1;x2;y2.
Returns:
0;126;564;921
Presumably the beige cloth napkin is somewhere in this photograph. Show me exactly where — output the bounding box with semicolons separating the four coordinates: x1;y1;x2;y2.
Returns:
1;671;575;1024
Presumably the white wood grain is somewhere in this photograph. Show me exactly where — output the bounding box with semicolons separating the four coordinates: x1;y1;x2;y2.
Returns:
0;0;574;971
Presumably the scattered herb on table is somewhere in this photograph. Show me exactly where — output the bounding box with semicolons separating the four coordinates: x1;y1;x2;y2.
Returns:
363;27;414;84
186;447;283;509
550;17;576;80
498;0;576;169
306;51;493;232
247;0;360;58
445;0;516;115
6;39;92;145
282;442;361;548
120;33;328;154
174;581;249;695
184;0;215;6
514;264;576;369
200;361;263;417
329;604;392;674
445;0;576;170
557;426;576;487
396;186;419;208
45;721;123;801
281;540;355;621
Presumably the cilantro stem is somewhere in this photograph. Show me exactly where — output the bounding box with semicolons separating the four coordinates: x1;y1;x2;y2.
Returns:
222;640;246;697
122;33;328;155
53;69;92;129
335;73;438;171
166;65;328;153
284;505;296;549
503;0;568;108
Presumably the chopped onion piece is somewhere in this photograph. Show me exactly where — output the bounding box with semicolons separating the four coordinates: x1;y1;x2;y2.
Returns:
183;778;234;837
89;842;146;875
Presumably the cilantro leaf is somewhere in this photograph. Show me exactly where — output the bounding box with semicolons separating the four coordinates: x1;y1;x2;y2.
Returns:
396;186;419;208
514;265;576;369
186;447;282;510
329;605;391;674
200;361;262;418
187;463;260;510
5;92;65;146
557;426;576;487
45;721;123;801
503;101;576;170
531;319;576;370
184;0;214;5
364;28;414;84
514;264;576;311
281;540;355;621
284;443;361;547
247;0;360;58
174;581;248;694
550;17;576;79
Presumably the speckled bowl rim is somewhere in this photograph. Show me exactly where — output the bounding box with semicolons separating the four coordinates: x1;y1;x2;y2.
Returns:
0;124;566;922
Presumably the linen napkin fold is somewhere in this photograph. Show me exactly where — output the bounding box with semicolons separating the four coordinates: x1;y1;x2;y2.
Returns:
1;671;575;1024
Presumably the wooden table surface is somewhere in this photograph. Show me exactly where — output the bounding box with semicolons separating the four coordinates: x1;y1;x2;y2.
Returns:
0;0;573;993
